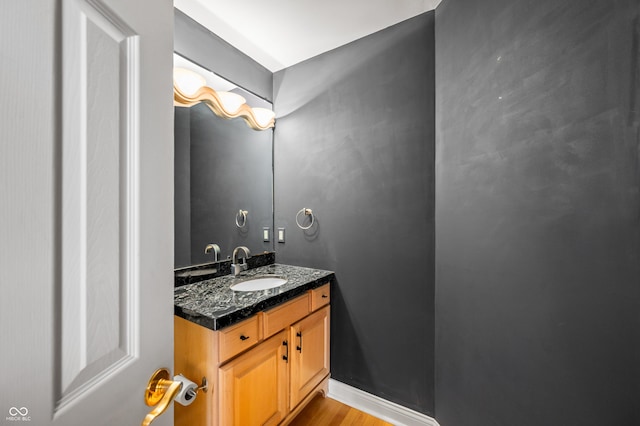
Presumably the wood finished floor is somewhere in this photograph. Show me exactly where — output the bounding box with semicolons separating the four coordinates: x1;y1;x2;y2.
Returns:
288;395;393;426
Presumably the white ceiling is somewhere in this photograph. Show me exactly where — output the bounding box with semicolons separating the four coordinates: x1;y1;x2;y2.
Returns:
174;0;443;72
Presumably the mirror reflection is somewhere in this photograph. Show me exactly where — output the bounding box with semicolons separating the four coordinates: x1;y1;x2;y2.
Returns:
174;54;274;268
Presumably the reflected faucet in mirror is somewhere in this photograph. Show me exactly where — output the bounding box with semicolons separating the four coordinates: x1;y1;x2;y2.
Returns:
204;243;221;262
231;246;251;275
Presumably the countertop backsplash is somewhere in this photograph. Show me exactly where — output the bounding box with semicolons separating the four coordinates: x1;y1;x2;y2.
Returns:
174;251;276;287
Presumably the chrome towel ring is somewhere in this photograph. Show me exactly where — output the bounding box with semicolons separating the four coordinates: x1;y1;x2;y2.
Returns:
295;208;314;230
235;210;248;228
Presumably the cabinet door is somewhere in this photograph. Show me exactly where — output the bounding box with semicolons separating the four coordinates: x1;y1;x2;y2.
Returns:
290;306;331;408
219;331;289;426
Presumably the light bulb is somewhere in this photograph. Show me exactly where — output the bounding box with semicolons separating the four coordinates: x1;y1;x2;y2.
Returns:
217;92;246;114
173;68;206;96
252;107;275;128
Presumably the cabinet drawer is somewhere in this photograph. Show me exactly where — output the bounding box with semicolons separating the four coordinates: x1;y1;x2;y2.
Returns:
262;294;310;339
218;315;261;362
310;283;330;311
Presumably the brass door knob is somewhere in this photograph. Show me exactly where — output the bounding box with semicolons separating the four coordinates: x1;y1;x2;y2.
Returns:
142;368;182;426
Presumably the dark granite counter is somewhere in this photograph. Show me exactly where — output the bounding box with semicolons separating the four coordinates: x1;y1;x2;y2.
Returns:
174;263;335;331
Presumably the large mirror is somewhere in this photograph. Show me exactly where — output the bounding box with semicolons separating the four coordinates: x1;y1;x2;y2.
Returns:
174;54;274;268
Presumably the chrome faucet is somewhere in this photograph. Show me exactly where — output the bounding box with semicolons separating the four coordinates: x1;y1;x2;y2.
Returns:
204;243;221;262
231;246;251;275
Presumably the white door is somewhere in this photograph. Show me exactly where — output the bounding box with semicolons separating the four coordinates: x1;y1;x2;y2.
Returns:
1;0;174;425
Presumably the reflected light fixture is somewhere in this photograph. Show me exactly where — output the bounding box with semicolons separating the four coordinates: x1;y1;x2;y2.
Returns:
173;67;275;131
173;67;206;96
217;91;246;114
252;108;277;129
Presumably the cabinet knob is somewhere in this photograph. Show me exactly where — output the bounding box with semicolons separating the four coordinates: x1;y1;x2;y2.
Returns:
321;294;328;298
239;335;250;341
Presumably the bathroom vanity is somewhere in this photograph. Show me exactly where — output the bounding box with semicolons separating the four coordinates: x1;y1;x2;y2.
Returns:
174;263;334;426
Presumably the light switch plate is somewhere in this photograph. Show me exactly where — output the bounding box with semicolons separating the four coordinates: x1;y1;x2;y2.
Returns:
263;227;270;242
278;228;285;243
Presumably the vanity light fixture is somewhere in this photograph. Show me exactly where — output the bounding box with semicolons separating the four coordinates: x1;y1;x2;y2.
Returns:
252;107;277;129
173;67;275;131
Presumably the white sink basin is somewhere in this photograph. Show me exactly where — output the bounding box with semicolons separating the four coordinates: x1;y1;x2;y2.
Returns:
230;276;287;292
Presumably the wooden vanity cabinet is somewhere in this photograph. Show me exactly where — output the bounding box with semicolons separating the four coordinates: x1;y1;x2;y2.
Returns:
289;306;330;409
175;283;331;426
219;331;289;426
310;284;330;311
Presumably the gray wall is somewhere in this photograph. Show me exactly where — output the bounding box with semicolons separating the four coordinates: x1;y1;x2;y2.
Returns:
435;0;640;425
274;12;436;415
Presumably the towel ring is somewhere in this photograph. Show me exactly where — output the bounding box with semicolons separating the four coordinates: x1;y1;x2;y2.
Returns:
235;210;248;228
295;208;314;230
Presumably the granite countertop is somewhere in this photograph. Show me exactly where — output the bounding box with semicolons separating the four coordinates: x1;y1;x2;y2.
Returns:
174;263;335;331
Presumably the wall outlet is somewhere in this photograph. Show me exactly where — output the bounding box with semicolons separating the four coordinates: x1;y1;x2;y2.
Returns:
278;228;285;243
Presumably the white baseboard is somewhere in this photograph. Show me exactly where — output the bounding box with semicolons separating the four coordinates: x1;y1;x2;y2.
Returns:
327;379;440;426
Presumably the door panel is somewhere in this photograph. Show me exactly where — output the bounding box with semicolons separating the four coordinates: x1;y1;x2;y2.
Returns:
59;0;138;405
0;0;174;424
219;332;289;426
290;306;330;409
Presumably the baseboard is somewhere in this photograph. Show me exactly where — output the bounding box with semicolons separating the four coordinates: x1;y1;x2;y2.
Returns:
327;379;440;426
